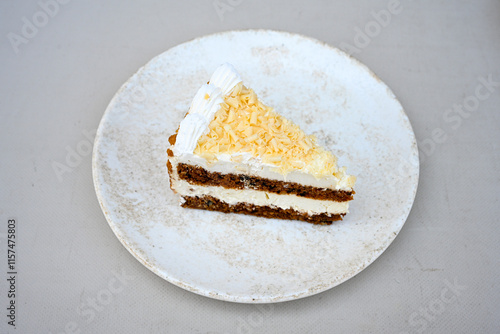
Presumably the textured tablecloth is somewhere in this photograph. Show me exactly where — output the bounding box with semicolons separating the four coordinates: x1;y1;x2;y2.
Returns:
1;1;499;333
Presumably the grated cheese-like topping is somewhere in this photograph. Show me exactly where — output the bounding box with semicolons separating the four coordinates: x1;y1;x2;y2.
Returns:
194;83;342;177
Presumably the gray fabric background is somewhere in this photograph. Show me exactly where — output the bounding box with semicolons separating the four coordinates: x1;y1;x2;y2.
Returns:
1;0;499;333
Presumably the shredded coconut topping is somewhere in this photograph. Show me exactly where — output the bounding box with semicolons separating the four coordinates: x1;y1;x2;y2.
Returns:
194;83;345;178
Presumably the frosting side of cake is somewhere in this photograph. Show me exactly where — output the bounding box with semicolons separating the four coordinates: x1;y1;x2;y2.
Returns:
167;158;350;221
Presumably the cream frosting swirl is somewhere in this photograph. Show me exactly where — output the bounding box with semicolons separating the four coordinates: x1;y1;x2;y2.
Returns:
209;63;243;95
172;63;242;155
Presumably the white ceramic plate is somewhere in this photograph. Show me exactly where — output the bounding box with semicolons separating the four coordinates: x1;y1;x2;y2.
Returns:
93;30;419;303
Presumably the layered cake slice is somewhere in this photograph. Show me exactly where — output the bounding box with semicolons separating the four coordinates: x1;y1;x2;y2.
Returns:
167;63;356;224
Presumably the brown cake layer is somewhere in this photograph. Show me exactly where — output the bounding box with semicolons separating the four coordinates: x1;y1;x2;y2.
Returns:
182;195;344;225
176;163;353;202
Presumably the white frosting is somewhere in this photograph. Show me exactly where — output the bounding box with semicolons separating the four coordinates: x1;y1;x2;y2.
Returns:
189;84;224;120
173;179;349;215
172;64;241;155
173;113;206;155
209;63;243;95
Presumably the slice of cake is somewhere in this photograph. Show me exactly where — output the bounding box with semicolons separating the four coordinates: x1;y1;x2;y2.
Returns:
167;63;356;225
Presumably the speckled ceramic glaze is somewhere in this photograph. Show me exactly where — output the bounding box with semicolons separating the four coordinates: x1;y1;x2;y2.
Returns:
92;30;419;303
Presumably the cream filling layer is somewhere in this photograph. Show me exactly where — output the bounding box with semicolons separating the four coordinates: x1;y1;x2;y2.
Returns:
172;179;349;215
